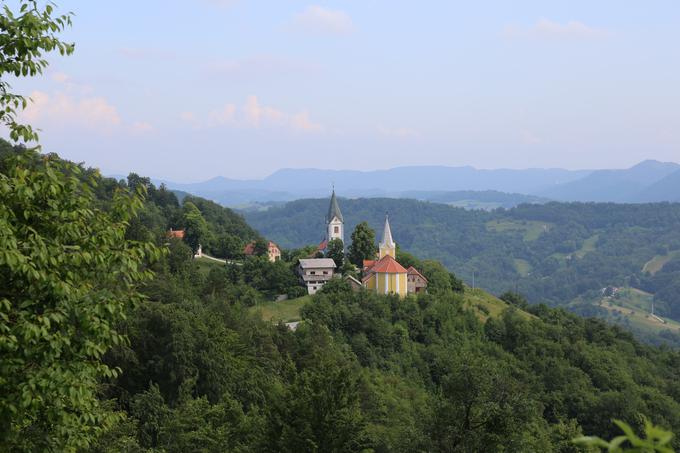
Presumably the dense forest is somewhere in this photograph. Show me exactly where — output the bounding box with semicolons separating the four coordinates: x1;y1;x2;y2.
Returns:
3;143;680;451
244;197;680;346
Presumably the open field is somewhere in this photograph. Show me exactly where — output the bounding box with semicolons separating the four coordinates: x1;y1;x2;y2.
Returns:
250;296;312;323
513;258;532;276
446;200;503;211
574;234;599;258
194;256;225;276
642;250;680;275
464;287;534;322
571;287;680;335
486;219;552;242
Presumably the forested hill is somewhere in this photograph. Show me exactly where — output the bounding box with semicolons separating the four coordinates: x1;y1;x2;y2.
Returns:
244;197;680;345
6;144;680;450
0;139;260;257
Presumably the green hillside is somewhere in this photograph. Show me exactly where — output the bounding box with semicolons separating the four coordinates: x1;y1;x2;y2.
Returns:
244;197;680;346
6;144;680;451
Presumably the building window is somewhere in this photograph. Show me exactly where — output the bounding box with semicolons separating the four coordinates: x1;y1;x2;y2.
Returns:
323;271;328;275
334;226;339;234
310;271;316;275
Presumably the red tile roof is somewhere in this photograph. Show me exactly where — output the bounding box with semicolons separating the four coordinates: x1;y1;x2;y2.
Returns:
369;254;408;274
317;239;328;251
362;259;376;272
167;229;185;239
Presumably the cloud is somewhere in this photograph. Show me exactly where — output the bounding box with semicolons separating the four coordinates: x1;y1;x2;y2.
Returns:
208;103;237;125
292;5;354;35
183;96;323;132
20;90;121;131
51;72;70;83
379;126;419;139
17;75;153;136
504;19;610;40
291;111;323;132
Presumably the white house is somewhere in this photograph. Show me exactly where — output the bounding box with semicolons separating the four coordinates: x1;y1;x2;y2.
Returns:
297;258;337;294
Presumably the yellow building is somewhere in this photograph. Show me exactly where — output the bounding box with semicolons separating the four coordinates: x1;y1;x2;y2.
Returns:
362;215;409;297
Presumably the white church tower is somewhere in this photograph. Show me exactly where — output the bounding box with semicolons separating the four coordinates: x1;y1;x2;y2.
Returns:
326;189;344;244
378;214;396;259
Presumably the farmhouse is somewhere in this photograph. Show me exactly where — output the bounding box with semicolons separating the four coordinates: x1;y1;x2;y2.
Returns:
297;258;336;295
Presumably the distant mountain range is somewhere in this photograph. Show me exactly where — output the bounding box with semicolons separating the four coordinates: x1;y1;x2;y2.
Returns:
538;160;680;202
131;159;680;207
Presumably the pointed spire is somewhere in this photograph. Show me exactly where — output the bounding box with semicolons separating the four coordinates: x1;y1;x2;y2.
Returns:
380;213;395;248
327;189;343;222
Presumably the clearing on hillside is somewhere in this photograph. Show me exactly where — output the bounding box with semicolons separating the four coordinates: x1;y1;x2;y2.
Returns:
486;219;552;241
464;287;534;322
251;296;312;323
513;258;532;276
642;251;680;275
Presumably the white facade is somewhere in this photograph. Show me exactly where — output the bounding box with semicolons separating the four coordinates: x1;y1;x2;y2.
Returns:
297;258;337;295
327;216;344;243
326;190;344;245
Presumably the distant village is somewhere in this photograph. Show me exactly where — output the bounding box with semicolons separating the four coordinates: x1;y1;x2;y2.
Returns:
168;190;428;298
292;190;427;297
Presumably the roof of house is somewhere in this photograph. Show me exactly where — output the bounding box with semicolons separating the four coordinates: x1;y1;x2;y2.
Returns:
327;190;343;222
363;259;376;271
344;275;362;285
317;239;328;251
298;258;337;269
369;254;407;274
244;240;279;255
167;229;185;239
407;266;428;282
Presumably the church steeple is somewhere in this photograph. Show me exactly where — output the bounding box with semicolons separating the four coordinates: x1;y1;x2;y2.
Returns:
379;214;396;258
326;189;344;244
327;189;343;223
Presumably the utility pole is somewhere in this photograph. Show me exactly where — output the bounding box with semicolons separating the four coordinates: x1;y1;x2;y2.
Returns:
472;270;475;290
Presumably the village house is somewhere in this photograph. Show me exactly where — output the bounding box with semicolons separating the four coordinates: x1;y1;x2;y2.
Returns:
243;240;281;262
407;266;428;294
297;258;336;294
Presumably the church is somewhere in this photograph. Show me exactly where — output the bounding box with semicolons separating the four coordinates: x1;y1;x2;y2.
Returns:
319;191;427;297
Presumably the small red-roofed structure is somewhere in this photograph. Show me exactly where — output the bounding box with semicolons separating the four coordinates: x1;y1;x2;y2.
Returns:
167;229;185;239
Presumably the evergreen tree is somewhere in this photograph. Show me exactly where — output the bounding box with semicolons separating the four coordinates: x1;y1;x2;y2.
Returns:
348;222;378;267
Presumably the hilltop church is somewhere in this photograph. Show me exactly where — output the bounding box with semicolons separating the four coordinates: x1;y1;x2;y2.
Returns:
314;190;427;297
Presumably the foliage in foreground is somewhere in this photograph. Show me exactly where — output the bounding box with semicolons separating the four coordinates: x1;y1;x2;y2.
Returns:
0;151;160;451
576;418;674;452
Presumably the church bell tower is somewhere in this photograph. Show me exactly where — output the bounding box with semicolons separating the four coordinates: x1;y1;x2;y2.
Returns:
326;189;344;244
379;214;396;258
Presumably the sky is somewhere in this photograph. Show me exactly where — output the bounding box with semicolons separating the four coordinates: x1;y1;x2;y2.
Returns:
6;0;680;181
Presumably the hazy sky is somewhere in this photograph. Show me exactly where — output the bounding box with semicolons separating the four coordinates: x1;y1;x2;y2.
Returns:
7;0;680;181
